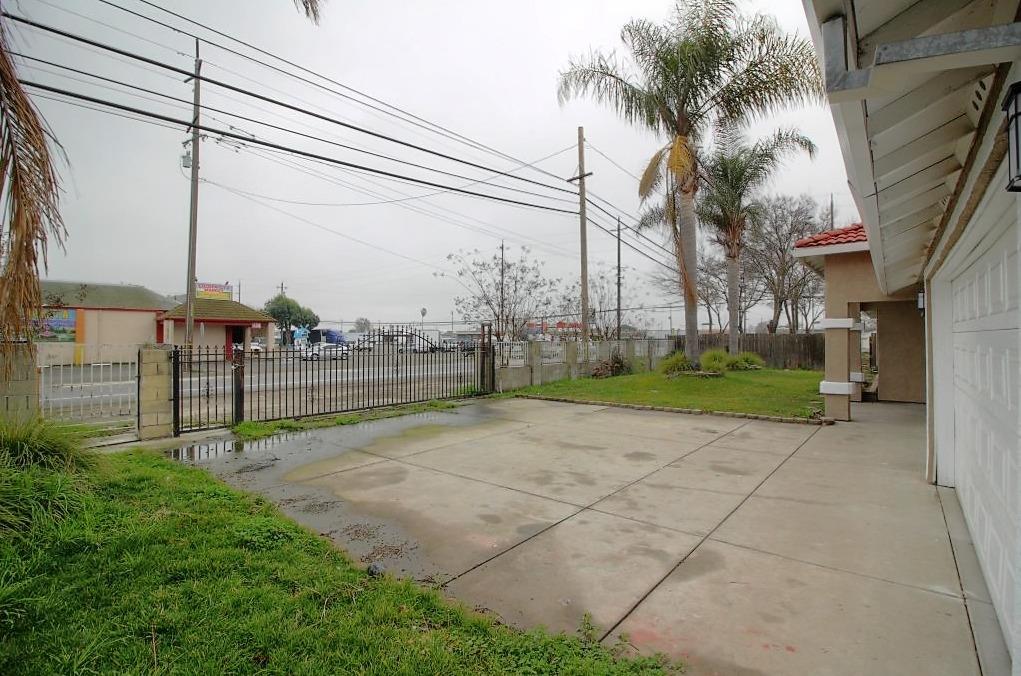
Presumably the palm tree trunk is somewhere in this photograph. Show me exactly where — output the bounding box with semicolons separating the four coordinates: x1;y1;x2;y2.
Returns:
678;191;699;360
726;253;740;354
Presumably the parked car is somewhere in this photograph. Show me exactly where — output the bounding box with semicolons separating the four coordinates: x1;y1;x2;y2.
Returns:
351;337;374;352
301;343;348;361
459;341;478;355
232;342;263;354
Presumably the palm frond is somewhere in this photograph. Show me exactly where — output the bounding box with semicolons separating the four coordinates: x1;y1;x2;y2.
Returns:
0;21;65;366
292;0;325;24
558;53;658;129
639;146;667;201
708;15;823;125
636;203;667;232
666;136;696;183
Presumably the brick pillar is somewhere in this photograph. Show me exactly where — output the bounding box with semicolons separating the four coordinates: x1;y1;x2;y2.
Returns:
138;347;173;440
0;344;39;422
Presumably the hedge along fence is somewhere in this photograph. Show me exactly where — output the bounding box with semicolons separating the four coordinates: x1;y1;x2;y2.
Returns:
671;333;825;370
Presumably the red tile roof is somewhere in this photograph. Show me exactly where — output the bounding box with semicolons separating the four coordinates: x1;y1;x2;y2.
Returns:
794;223;868;248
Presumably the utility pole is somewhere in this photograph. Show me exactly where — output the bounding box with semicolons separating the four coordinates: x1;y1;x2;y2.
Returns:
236;280;241;304
278;281;286;296
616;216;622;339
183;39;201;347
567;126;592;350
499;240;505;340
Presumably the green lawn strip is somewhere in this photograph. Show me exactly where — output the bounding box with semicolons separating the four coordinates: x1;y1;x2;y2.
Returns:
231;399;462;441
53;420;135;440
1;450;675;674
522;369;824;419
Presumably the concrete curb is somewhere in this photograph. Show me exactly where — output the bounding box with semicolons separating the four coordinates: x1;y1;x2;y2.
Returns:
519;395;834;426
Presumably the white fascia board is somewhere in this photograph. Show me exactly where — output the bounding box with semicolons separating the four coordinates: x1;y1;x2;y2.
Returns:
793;241;871;258
820;381;855;395
850;371;865;382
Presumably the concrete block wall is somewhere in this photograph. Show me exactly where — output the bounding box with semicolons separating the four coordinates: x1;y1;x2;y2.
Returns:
0;344;39;421
138;347;173;440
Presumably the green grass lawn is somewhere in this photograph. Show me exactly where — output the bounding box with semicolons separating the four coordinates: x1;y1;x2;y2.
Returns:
1;445;674;674
522;369;824;419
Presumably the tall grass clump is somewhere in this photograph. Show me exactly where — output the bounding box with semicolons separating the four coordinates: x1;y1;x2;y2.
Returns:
658;351;695;376
727;351;766;370
699;349;730;374
0;418;92;472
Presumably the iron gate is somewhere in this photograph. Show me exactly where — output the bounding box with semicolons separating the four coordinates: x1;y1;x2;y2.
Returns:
37;343;139;437
173;326;493;435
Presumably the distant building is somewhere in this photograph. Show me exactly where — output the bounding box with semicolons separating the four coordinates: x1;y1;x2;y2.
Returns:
39;280;176;362
160;298;275;356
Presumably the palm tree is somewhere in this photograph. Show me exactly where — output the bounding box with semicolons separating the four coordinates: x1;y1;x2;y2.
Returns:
558;0;821;359
698;130;815;354
0;0;325;371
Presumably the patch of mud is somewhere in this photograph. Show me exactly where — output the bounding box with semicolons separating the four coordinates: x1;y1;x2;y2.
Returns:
234;457;279;473
342;523;382;541
362;541;417;563
300;499;342;514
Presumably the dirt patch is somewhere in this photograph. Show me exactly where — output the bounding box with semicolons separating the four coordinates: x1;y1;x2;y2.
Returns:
342;523;382;541
362;541;417;563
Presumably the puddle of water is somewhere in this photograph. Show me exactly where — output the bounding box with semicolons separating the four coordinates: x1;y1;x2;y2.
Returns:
166;409;480;464
167;431;312;463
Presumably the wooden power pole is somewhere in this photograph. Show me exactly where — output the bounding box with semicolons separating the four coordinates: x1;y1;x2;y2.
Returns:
568;127;592;349
616;216;622;339
184;39;201;347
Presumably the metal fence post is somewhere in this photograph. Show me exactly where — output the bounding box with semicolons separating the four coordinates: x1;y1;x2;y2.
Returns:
171;347;181;436
232;348;245;426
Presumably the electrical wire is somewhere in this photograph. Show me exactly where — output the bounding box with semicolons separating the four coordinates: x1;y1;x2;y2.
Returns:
6;11;579;199
21;79;580;215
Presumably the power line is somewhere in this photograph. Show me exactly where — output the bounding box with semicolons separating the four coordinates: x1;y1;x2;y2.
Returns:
585;140;642;182
96;0;549;165
211;183;452;272
14;50;579;205
7;11;578;199
22;79;580;215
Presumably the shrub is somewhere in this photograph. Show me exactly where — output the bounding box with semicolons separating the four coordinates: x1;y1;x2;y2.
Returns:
658;351;695;376
727;351;766;371
0;419;92;472
592;349;631;379
699;349;730;374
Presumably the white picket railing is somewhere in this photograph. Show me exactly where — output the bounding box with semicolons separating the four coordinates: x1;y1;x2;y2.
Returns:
37;344;139;427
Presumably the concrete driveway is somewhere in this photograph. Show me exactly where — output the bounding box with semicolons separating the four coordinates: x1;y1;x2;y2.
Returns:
172;398;994;676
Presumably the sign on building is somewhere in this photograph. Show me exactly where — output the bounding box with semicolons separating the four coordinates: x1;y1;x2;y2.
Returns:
37;308;76;342
197;282;233;300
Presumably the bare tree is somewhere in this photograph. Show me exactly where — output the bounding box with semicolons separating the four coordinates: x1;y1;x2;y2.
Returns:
352;317;372;333
557;264;647;339
446;246;560;341
745;195;820;333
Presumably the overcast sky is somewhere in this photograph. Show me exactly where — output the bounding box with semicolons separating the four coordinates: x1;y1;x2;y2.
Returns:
18;0;857;331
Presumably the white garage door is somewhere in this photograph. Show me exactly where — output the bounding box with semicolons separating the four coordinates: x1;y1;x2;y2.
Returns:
950;213;1019;658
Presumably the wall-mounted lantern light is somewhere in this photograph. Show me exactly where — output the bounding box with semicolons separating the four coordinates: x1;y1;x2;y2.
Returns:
1002;81;1021;191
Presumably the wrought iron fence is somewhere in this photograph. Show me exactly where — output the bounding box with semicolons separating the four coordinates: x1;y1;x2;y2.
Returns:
173;327;491;435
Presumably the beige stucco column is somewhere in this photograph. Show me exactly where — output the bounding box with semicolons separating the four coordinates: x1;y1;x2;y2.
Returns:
848;302;863;402
243;326;252;352
821;312;853;421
